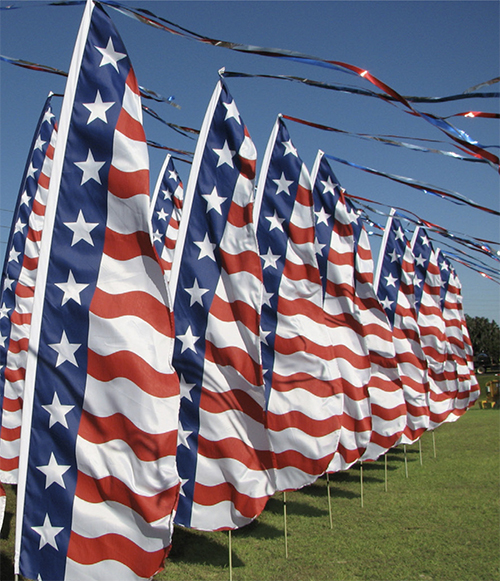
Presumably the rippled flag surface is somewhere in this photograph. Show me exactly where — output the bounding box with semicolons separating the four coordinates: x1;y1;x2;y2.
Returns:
0;95;57;485
15;2;180;579
171;79;272;531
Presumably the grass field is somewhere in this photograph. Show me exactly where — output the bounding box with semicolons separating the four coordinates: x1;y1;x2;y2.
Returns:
1;374;499;581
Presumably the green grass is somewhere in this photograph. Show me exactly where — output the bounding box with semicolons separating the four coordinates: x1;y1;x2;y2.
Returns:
2;374;499;581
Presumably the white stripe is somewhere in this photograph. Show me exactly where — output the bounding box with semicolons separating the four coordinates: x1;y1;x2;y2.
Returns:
267;387;341;421
106;190;149;235
64;557;152;581
273;350;338;380
111;130;148;174
121;80;143;124
190;500;249;531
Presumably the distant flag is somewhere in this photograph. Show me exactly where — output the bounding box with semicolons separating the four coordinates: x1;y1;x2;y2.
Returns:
255;118;341;491
374;212;430;443
348;204;406;461
0;94;57;484
411;234;454;427
150;153;184;282
14;2;179;579
171;79;273;531
310;151;371;471
410;226;433;315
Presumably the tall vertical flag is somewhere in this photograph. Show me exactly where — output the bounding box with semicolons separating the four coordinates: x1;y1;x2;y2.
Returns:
15;2;180;579
0;95;57;484
310;151;371;471
150;153;184;282
171;79;273;531
374;212;430;443
411;230;453;427
255;118;341;491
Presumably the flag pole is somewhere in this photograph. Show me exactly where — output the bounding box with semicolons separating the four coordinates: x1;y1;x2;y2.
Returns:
432;431;437;458
228;530;233;581
404;444;409;478
360;462;364;508
419;438;423;465
326;473;333;529
384;454;388;492
283;491;289;558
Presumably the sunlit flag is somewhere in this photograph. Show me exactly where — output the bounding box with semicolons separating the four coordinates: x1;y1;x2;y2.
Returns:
0;94;57;485
150;153;184;283
15;2;180;579
374;211;430;443
171;79;273;531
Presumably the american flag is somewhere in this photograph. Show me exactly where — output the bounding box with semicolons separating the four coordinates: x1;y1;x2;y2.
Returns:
347;204;406;461
15;2;180;579
375;212;430;443
411;232;453;427
310;151;371;471
171;79;273;531
150;153;184;282
0;95;57;485
255;119;340;491
410;226;433;314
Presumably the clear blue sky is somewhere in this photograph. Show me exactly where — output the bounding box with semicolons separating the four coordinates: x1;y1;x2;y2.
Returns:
1;0;499;321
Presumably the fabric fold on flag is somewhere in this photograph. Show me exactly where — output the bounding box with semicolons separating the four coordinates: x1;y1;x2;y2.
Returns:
374;211;430;444
0;95;57;485
150;153;184;283
14;2;179;579
255;118;341;491
310;151;371;471
171;78;274;531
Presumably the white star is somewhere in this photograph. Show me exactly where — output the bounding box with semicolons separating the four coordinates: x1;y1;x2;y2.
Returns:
262;290;273;308
321;176;338;195
54;270;89;306
0;304;10;319
74;149;105;185
83;90;114;124
42;109;55;125
314;237;327;256
168;169;179;182
0;334;6;348
414;253;426;267
315;207;330;226
20;190;31;206
177;326;200;354
156;207;169;222
26;162;37;180
178;425;194;450
414;276;423;289
381;297;394;311
213;140;235;168
223;100;241;124
95;37;126;71
273;172;294;196
421;234;430;246
180;374;197;403
202;186;227;215
394;226;405;241
14;218;26;234
185;278;210;307
384;273;398;288
261;248;280;269
41;392;75;429
152;229;162;243
440;261;449;271
2;277;14;292
260;328;271;346
389;248;400;263
179;477;190;497
48;330;81;367
161;189;172;201
8;247;21;264
64;210;98;246
31;514;64;551
265;210;285;232
34;135;46;152
282;139;298;157
194;233;216;262
36;453;71;489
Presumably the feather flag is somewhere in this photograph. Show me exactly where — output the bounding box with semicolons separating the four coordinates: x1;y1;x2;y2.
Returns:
374;212;430;443
150;153;184;282
310;151;371;471
255;118;341;491
15;2;179;579
0;95;57;484
171;79;273;531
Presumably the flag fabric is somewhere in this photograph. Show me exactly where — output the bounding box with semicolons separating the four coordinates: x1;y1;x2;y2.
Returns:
150;153;184;282
171;79;273;531
255;118;341;491
348;204;407;461
410;226;433;314
374;212;430;443
15;2;179;579
310;151;371;471
0;95;57;484
411;231;454;427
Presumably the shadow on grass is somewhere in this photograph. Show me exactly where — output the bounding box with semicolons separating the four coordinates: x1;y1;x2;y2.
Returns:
169;526;244;568
233;518;282;540
1;551;15;581
263;496;328;518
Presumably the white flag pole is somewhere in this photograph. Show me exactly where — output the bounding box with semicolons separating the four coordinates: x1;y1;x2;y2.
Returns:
228;530;233;581
326;473;333;529
283;491;289;558
360;462;364;508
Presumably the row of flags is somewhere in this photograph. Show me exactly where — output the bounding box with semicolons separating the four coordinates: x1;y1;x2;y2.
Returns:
0;1;479;579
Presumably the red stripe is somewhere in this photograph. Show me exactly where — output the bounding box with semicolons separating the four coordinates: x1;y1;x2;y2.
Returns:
371;403;407;421
278;295;327;325
200;385;266;425
226;200;253;229
0;395;22;413
204;341;262;387
334;443;366;465
267;410;340;438
78;410;177;463
193;481;268;523
75;471;179;524
107;165;149;200
341;413;371;433
271;372;339;397
287;222;315;245
209;293;260;335
6;337;29;354
38;171;50;190
294;182;312;208
327;247;355;267
87;350;179;398
115;107;146;142
13;283;34;299
0;425;21;442
273;334;334;362
198;435;275;471
4;367;25;383
219;248;262;280
21;255;38;271
0;456;18;471
90;288;174;337
27;227;42;243
282;259;321;284
102;228;156;262
66;532;169;578
274;447;333;478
